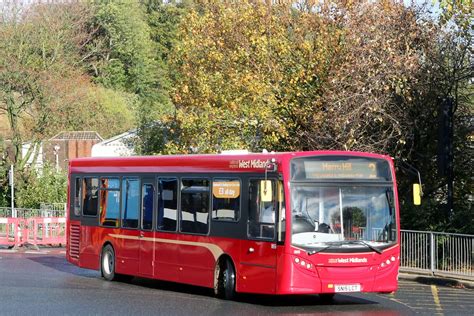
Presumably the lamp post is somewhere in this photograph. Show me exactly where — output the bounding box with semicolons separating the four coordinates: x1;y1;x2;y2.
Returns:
9;165;15;217
54;145;60;171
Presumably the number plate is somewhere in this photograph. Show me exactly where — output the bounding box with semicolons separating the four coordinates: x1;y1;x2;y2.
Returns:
335;284;361;293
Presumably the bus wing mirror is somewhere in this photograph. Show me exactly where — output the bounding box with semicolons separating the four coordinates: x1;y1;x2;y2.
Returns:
260;180;272;202
413;183;421;205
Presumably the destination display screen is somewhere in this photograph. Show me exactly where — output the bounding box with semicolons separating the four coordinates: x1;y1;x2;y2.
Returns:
212;181;240;199
291;156;392;181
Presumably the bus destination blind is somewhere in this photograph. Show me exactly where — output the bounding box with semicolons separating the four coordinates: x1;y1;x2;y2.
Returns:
303;161;378;179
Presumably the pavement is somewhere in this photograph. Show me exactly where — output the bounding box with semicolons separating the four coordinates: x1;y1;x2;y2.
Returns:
0;245;66;255
399;272;474;290
384;278;474;315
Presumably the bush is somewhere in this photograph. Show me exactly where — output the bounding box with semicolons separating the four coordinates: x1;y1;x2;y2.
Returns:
15;165;67;209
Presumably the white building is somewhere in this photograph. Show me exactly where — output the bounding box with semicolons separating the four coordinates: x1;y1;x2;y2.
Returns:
91;130;137;157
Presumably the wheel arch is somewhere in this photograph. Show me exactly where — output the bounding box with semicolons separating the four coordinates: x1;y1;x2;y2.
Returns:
102;240;114;250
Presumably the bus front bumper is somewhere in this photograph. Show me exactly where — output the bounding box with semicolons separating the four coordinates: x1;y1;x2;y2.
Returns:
276;256;399;295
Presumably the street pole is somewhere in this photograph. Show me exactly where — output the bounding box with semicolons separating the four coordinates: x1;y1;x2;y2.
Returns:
438;97;454;218
9;165;15;218
446;97;454;219
54;144;60;172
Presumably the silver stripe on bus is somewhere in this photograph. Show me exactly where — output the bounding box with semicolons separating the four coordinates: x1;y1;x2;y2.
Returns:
108;234;224;261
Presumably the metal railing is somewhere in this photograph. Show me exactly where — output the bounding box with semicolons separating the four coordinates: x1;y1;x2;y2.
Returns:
40;203;67;212
0;206;66;218
401;229;474;280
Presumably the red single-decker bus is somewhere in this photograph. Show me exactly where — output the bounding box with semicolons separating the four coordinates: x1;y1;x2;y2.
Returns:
66;151;400;299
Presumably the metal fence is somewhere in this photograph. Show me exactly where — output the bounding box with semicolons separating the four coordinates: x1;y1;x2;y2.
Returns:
401;229;474;280
0;206;66;218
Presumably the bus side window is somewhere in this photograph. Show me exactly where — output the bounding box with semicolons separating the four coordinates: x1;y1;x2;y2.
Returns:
73;177;82;217
248;179;275;240
121;178;140;229
82;178;99;217
212;179;240;221
99;178;120;227
180;179;210;235
157;178;178;232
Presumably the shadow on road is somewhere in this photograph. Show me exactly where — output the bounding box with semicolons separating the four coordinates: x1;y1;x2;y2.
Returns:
130;276;215;297
236;292;377;307
130;276;380;308
27;255;98;279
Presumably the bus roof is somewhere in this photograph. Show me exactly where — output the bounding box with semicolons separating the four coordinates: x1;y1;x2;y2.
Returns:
69;150;392;174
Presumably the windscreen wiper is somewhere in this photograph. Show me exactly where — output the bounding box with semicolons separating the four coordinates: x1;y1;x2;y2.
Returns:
307;242;344;256
307;245;334;256
307;240;383;255
348;240;383;254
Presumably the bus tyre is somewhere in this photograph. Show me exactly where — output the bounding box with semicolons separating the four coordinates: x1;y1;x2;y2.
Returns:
319;293;335;303
101;244;116;281
215;259;236;300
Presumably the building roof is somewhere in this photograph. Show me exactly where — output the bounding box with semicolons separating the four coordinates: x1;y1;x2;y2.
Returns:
95;130;136;147
91;130;136;157
49;131;103;141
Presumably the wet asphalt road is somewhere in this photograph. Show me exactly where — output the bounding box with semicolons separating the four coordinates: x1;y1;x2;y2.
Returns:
0;250;472;315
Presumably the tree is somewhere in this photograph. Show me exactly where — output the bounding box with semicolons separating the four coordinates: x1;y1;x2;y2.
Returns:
138;0;192;153
437;0;473;29
0;2;137;207
82;1;173;153
15;164;67;209
397;1;473;233
0;3;95;167
293;1;434;156
164;1;341;153
162;1;437;155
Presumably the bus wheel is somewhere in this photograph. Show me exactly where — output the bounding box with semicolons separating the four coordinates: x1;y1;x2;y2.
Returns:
215;258;236;300
101;244;116;281
319;293;335;303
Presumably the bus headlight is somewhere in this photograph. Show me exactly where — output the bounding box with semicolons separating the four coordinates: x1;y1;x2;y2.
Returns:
380;255;398;269
293;256;315;274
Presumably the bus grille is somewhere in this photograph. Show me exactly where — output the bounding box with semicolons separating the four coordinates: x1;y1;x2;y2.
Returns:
69;224;80;260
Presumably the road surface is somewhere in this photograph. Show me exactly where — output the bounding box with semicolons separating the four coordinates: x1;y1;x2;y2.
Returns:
0;249;472;315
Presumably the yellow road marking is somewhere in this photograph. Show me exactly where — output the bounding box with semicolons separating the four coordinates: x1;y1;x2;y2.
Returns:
431;285;443;312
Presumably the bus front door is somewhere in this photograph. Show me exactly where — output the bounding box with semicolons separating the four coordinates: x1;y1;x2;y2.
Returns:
239;239;277;294
239;179;278;294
